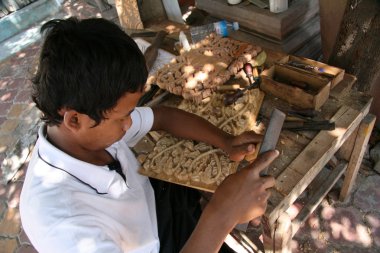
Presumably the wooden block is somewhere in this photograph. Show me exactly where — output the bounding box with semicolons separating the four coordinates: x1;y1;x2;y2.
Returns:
115;0;144;29
278;55;345;89
261;64;331;110
339;114;376;201
196;0;319;40
330;73;357;99
229;15;321;55
263;212;292;253
153;35;262;103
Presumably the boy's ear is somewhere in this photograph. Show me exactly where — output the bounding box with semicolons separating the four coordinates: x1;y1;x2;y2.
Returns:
62;110;82;131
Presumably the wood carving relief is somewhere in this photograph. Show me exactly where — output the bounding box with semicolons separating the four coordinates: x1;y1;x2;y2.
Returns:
151;34;262;103
139;89;264;192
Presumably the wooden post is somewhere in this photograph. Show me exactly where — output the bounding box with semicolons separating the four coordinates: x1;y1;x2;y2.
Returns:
114;0;144;30
263;212;292;253
339;114;376;201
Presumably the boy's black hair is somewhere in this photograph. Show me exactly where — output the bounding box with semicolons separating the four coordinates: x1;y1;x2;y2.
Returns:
32;17;148;126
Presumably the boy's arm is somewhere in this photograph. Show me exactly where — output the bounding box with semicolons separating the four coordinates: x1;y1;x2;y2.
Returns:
180;151;278;253
151;106;262;161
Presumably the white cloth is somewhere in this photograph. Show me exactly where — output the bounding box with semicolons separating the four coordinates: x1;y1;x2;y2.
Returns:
20;107;159;253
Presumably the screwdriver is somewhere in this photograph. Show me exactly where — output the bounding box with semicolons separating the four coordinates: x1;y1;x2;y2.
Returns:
224;63;260;105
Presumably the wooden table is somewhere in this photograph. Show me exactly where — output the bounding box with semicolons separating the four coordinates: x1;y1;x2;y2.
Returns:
132;40;375;252
233;71;375;252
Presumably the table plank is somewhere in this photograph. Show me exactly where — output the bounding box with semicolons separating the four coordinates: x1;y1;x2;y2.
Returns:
267;105;367;224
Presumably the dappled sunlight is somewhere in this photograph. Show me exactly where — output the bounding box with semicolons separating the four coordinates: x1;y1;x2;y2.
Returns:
4;206;21;225
338;29;357;57
2;147;30;174
330;220;372;246
1;92;12;101
76;4;84;11
286;203;302;219
165;24;181;34
203;63;215;72
2;27;41;56
308;216;320;231
17;52;26;59
0;146;7;153
319;205;372;248
321;205;335;219
328;126;347;138
291;200;377;251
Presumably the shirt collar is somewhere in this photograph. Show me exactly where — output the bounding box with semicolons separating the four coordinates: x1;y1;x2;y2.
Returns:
37;124;119;195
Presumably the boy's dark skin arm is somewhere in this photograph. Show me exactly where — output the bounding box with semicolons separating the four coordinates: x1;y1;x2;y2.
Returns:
152;106;262;162
152;106;277;253
181;151;277;253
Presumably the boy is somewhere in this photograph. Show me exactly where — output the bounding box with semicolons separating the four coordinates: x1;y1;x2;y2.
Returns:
20;17;277;253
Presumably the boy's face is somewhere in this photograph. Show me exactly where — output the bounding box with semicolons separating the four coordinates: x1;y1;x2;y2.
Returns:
76;91;143;150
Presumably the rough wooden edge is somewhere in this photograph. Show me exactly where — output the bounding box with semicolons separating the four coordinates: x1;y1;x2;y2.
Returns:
339;114;376;201
292;161;347;237
115;0;144;30
268;105;365;225
330;73;357;99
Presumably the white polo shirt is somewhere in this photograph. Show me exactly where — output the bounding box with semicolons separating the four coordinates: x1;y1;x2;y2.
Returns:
20;107;159;253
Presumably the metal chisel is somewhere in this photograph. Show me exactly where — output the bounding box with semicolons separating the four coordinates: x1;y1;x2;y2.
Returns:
258;108;286;176
235;108;285;231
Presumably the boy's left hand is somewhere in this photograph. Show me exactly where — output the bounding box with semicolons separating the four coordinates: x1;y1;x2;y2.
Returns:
224;131;262;162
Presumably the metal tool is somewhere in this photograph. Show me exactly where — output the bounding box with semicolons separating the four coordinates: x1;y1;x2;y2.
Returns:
224;63;261;106
143;30;167;71
145;91;170;107
283;119;335;131
283;61;335;78
235;108;285;232
283;110;335;131
258;108;286;176
287;108;318;118
137;31;167;106
130;31;158;38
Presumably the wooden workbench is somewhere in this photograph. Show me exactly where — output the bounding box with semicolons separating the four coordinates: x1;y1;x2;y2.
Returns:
253;74;374;253
132;38;374;252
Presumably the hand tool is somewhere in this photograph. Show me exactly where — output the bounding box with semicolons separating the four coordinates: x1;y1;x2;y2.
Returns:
137;31;167;106
287;108;318;118
283;120;335;131
283;110;336;131
283;61;335;79
258;108;286;176
235;108;286;232
130;31;158;38
138;85;160;106
216;84;242;92
224;63;261;106
143;30;168;71
145;91;170;107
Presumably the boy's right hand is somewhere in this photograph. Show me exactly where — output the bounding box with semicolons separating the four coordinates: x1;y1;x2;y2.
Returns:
207;150;278;226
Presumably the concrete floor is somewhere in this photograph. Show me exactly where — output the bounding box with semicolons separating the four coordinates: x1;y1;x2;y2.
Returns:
0;1;379;252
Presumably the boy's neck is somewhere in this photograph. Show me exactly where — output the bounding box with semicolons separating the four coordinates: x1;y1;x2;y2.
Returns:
46;125;113;166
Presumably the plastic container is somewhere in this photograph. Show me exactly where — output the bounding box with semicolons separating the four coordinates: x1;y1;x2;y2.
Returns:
269;0;288;13
190;20;239;43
